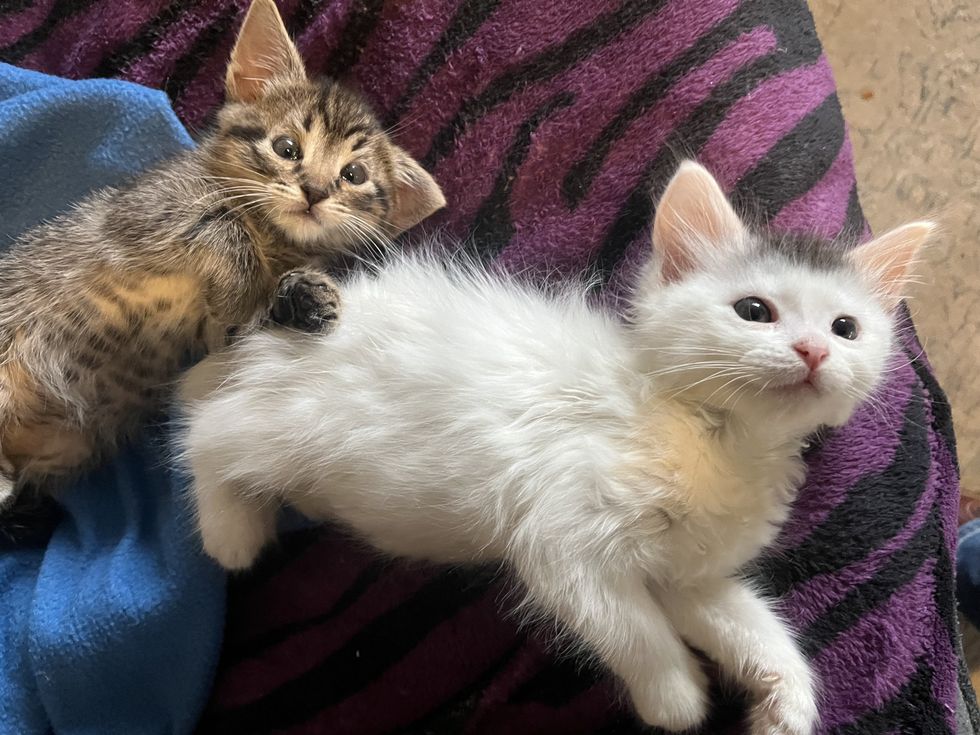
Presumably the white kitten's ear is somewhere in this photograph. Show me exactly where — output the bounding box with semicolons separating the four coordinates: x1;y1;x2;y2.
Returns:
384;145;447;235
848;221;934;304
226;0;306;103
651;160;747;282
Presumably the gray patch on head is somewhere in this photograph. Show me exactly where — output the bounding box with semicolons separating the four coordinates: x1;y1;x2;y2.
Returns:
752;229;852;273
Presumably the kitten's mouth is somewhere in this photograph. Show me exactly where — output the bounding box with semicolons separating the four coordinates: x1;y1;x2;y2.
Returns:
296;208;320;221
286;206;329;228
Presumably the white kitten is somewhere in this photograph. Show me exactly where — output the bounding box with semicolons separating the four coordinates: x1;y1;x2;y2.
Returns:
176;161;931;734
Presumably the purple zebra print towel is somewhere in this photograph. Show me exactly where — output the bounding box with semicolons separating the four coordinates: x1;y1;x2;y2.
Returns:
1;0;975;733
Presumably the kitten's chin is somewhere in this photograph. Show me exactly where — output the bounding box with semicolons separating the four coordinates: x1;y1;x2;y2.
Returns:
696;380;860;436
274;210;350;250
744;391;859;435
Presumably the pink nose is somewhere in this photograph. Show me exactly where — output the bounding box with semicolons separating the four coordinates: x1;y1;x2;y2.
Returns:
793;341;828;373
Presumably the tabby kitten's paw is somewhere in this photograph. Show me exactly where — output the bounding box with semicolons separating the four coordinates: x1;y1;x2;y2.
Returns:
271;269;341;333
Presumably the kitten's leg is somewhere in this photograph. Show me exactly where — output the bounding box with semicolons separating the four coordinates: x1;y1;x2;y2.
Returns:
269;269;342;334
191;466;278;571
658;577;818;735
519;564;709;731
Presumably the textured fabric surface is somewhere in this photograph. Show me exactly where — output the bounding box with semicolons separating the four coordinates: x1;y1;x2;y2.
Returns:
0;1;973;733
0;63;225;735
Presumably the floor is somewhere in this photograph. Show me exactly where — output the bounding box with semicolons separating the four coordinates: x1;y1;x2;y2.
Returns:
808;0;980;689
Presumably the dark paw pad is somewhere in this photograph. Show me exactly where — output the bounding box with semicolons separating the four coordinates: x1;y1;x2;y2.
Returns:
270;271;342;334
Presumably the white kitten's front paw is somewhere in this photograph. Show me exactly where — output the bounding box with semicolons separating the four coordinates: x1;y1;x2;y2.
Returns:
748;671;819;735
630;663;710;732
198;496;275;571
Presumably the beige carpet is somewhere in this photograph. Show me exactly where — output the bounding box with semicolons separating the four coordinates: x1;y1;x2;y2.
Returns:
810;0;980;692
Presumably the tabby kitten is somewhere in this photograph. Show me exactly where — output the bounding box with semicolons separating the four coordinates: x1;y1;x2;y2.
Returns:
0;0;444;505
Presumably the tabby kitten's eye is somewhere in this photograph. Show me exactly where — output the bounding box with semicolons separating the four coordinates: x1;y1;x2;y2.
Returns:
340;162;367;185
733;297;773;323
272;136;301;160
831;316;858;340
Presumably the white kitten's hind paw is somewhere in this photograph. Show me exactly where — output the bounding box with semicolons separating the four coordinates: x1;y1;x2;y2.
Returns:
631;664;710;732
748;673;819;735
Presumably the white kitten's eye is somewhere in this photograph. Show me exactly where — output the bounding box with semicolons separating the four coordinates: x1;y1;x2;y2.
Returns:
733;297;774;323
831;316;858;340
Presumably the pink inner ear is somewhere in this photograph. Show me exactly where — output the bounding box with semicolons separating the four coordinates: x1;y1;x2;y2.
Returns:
226;0;306;103
849;222;933;302
651;162;745;282
654;226;695;283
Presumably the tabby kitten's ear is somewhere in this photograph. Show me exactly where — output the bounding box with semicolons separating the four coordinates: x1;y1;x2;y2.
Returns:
385;145;447;235
651;160;747;282
226;0;306;103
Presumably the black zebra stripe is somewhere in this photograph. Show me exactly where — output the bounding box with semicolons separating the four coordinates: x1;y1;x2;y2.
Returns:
906;345;958;468
0;0;34;20
203;566;497;733
828;657;950;735
384;0;502;126
919;336;980;731
469;91;576;258
92;0;187;79
590;0;824;284
842;182;866;239
510;650;606;705
226;559;388;663
731;93;845;217
225;527;326;599
287;0;329;37
161;3;241;105
562;0;774;208
421;0;669;169
593;714;649;734
321;0;386;78
753;389;929;599
0;0;103;61
397;640;527;734
800;503;938;657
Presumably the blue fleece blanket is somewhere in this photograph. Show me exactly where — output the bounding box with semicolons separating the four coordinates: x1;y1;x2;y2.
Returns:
0;63;224;735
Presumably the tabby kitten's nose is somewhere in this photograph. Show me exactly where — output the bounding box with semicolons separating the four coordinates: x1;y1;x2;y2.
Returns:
302;185;329;207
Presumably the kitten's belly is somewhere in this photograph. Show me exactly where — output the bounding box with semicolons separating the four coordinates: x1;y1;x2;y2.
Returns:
291;486;502;563
0;272;219;478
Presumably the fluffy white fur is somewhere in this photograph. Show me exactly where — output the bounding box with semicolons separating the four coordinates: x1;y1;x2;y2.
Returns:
177;162;931;733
